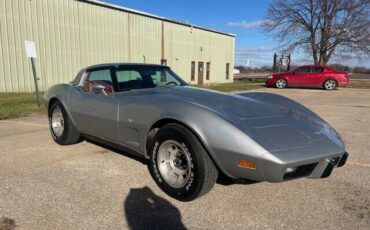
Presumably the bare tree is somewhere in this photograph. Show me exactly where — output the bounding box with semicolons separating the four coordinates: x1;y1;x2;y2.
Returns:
263;0;370;65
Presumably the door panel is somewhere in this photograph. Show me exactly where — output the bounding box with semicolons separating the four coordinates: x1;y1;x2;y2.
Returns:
117;91;161;154
303;73;324;86
198;62;204;84
305;67;325;86
69;87;119;141
290;67;310;86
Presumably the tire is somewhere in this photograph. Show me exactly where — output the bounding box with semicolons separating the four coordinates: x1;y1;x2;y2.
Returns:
48;100;81;145
148;123;218;201
275;78;287;88
323;79;337;90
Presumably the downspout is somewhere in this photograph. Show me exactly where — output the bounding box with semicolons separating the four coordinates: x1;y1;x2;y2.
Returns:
161;21;165;64
128;14;131;62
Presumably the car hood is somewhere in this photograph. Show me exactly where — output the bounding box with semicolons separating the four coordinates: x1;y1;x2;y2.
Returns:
168;87;277;118
166;86;344;153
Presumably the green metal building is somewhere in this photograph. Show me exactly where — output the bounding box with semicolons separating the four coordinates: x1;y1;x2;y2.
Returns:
0;0;235;93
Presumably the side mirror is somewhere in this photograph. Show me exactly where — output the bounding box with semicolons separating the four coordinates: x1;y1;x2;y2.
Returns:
92;83;108;95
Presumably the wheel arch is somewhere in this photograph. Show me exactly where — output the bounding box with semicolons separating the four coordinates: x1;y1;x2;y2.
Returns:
275;77;288;87
322;78;338;89
145;118;223;175
323;77;337;85
47;96;77;127
48;97;60;115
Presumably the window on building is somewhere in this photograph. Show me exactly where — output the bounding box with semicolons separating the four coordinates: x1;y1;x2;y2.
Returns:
191;61;195;81
226;63;230;80
206;62;210;80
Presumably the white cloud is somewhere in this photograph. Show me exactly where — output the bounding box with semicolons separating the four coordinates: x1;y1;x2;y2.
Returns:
226;20;272;30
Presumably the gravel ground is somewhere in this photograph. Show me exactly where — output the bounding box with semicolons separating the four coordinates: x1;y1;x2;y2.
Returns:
0;87;369;229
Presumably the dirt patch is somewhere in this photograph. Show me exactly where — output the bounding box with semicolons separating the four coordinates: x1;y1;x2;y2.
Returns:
333;182;370;226
0;216;16;230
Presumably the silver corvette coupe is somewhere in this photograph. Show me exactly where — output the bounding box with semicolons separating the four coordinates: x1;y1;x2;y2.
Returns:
44;63;348;201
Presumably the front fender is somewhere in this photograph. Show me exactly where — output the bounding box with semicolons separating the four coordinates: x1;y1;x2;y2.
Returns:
237;92;345;149
145;100;269;179
44;84;77;126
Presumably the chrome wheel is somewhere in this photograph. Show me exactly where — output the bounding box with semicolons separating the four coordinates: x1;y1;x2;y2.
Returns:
324;80;337;90
157;140;191;188
275;79;287;88
51;106;64;137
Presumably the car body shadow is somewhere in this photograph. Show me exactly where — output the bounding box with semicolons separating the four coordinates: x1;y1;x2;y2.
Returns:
85;138;148;165
216;173;260;186
124;186;186;230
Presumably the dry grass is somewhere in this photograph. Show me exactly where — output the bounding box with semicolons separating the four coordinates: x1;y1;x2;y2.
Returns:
347;79;370;89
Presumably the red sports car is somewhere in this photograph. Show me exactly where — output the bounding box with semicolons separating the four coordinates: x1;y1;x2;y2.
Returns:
265;65;349;90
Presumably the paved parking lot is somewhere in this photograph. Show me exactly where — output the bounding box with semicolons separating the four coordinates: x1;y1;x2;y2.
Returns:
0;88;369;229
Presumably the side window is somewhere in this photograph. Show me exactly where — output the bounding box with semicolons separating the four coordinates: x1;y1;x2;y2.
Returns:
295;67;310;74
116;70;142;82
150;69;176;87
191;61;195;81
311;67;323;73
116;70;156;91
83;69;114;94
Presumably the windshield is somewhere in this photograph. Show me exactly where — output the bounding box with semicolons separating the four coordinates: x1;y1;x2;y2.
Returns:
115;66;187;91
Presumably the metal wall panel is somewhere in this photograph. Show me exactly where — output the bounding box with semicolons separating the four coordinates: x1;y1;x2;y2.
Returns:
129;13;162;64
163;21;234;83
0;0;234;92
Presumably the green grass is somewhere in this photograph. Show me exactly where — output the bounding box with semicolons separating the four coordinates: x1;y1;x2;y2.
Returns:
193;82;264;92
0;93;45;120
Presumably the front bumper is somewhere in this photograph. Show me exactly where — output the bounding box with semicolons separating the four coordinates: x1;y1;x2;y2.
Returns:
261;151;348;182
318;152;348;178
221;150;349;182
265;78;275;86
338;80;349;87
288;152;348;180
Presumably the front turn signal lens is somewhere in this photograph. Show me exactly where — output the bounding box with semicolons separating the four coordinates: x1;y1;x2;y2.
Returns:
237;160;256;169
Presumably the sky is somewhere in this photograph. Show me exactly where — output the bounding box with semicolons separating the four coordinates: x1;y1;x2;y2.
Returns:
104;0;369;68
